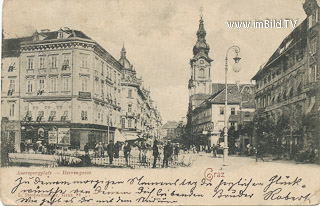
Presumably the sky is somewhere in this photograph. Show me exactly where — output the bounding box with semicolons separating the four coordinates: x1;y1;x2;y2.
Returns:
2;0;307;123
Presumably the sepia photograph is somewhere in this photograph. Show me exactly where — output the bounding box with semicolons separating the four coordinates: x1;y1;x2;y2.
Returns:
0;0;320;205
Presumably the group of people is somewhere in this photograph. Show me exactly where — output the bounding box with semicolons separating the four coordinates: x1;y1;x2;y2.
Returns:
152;140;179;168
85;140;132;165
20;140;53;154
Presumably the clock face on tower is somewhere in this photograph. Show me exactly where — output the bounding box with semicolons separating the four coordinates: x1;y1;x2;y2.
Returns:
200;59;204;64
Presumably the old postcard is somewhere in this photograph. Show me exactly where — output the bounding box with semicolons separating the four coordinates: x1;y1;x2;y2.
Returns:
1;0;320;205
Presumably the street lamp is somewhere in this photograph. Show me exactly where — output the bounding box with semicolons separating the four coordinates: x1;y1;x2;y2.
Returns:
223;45;241;166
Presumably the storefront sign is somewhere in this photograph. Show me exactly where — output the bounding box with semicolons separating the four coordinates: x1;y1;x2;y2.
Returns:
78;91;91;99
48;131;57;144
58;128;70;145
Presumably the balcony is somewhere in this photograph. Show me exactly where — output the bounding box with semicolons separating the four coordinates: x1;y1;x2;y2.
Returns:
78;91;91;100
126;112;135;117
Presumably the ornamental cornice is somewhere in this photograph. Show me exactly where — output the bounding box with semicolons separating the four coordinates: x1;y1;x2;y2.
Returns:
21;39;95;52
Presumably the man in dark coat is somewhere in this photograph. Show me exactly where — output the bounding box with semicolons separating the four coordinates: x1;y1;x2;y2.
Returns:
84;143;89;156
162;142;173;168
123;141;131;166
256;144;265;162
107;140;115;164
152;140;159;168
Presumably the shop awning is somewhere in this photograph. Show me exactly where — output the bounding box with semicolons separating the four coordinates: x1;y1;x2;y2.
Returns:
114;129;126;142
123;133;139;141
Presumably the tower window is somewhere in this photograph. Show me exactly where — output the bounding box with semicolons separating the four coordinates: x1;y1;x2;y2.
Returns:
199;68;205;78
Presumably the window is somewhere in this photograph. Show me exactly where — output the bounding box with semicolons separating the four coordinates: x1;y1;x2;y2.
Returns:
9;103;15;117
8;63;15;72
38;79;45;94
101;61;104;76
230;122;235;128
9;79;15;92
309;64;317;82
62;55;70;70
220;107;224;115
50;77;57;92
81;111;88;121
245;111;250;117
309;9;319;29
28;57;33;70
61;111;68;121
199;68;205;78
62;77;70;91
128;89;132;98
231;108;235;115
27;79;33;93
39;56;45;69
121;118;125;128
114;71;116;83
81;76;88;92
311;37;317;55
51;55;57;68
128;104;132;112
101;82;104;98
128;119;132;128
81;55;88;68
48;111;56;121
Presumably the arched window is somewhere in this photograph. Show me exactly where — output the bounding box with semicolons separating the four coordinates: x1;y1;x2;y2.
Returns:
128;104;132;112
199;68;205;78
128;89;132;98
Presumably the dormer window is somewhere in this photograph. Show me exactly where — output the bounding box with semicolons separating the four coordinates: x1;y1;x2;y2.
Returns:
308;9;319;29
58;31;63;39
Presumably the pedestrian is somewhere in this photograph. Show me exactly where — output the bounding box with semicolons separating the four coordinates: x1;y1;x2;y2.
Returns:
94;142;99;157
163;142;173;168
256;144;265;162
212;144;217;157
123;141;131;166
174;145;179;161
84;143;89;156
152;140;159;168
107;140;115;164
98;142;104;158
114;141;120;158
140;142;147;163
20;141;26;153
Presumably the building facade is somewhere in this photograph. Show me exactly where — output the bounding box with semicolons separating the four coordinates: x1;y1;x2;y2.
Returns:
118;46;162;141
1;28;162;151
252;0;320;160
186;16;255;150
189;84;255;150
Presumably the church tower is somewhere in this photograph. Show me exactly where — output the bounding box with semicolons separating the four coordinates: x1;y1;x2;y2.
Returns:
188;15;213;110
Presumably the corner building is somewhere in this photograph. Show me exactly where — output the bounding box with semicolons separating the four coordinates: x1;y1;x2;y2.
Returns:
3;28;122;150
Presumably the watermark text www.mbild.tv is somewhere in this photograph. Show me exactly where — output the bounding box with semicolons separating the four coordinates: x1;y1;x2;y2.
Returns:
227;19;298;29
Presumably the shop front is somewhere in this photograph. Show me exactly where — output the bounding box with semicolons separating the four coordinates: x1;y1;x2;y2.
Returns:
20;122;116;152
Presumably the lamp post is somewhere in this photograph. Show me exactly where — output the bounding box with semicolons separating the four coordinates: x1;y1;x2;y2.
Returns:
223;45;241;166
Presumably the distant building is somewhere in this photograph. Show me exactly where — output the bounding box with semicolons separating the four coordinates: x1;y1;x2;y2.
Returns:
161;121;179;140
189;83;255;149
119;46;162;141
186;16;255;149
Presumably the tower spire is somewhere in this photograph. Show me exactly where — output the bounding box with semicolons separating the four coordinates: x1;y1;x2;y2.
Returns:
191;10;212;62
121;43;126;58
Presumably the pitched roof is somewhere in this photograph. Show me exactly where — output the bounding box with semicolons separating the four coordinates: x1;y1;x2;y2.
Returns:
2;37;32;57
252;19;307;80
162;121;179;129
36;29;91;41
2;29;92;57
